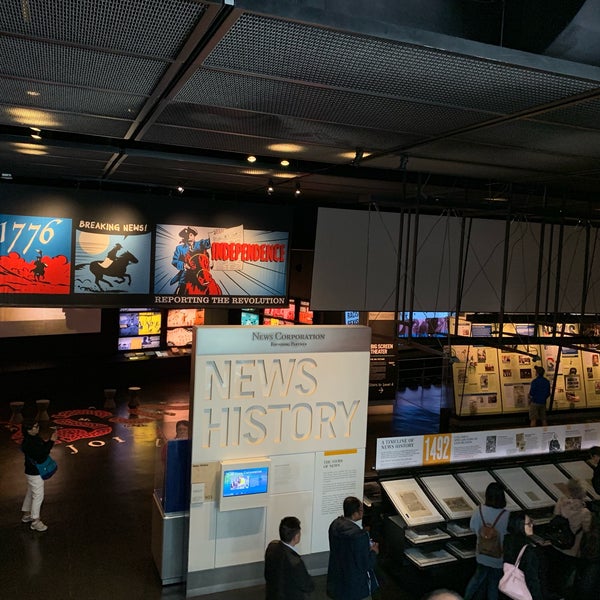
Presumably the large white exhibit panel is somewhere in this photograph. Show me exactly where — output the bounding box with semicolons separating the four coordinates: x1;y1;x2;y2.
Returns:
186;325;371;596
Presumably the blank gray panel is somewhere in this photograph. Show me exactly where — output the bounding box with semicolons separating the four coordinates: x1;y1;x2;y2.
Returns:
410;215;462;312
311;208;370;311
363;211;402;312
504;221;544;313
461;219;507;312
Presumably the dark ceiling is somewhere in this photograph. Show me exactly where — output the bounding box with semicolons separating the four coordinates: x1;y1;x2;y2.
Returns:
2;0;600;220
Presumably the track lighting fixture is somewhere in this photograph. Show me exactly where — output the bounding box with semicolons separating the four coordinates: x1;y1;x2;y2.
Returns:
294;181;301;197
351;147;364;166
176;185;184;194
30;126;42;140
247;155;257;163
280;159;289;167
267;179;274;195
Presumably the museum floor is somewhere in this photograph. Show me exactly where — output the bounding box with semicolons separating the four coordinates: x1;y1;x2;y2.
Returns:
1;377;595;600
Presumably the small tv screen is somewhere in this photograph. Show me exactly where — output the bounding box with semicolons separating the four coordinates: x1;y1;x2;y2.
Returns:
398;312;449;337
345;311;360;325
264;300;295;321
516;324;536;336
298;301;313;324
241;310;259;326
263;317;294;326
119;309;162;336
166;308;204;327
118;335;161;350
222;467;269;497
471;324;493;337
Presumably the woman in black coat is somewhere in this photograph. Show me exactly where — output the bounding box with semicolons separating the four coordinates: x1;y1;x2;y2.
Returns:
501;512;550;600
21;421;57;532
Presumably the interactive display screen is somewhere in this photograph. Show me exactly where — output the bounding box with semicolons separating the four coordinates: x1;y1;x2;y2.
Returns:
264;300;295;321
219;458;271;511
222;467;269;497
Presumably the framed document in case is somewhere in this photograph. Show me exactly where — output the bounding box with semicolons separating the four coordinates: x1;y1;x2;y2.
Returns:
455;470;521;511
558;460;599;499
526;463;572;500
420;474;477;520
381;478;445;526
492;467;554;509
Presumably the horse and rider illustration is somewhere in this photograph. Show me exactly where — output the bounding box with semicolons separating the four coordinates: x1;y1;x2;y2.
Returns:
31;249;48;281
170;227;222;296
76;244;139;291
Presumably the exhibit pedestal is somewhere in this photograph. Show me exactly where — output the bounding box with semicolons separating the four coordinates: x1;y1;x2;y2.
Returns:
151;491;188;585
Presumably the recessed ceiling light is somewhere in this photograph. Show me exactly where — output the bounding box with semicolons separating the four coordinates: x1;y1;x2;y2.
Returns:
280;159;289;167
30;127;41;132
247;155;257;163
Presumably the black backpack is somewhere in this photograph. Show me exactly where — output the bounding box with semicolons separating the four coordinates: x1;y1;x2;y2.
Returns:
545;515;579;550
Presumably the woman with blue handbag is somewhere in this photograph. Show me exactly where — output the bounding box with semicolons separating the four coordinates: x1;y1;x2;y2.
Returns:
21;421;58;532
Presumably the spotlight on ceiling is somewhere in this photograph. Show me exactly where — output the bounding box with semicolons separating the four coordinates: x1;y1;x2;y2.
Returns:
351;147;364;166
176;185;185;194
294;181;301;197
267;179;274;195
30;127;42;140
247;155;257;163
280;159;290;167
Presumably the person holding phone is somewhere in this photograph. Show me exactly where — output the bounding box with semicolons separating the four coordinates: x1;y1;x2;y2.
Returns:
21;421;57;532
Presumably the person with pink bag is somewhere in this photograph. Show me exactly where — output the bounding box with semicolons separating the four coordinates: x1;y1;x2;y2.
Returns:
500;513;551;600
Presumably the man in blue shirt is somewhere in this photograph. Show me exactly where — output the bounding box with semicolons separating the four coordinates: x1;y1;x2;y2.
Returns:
529;365;550;427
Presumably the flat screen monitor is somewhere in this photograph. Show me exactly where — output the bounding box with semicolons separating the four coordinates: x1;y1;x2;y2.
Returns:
398;312;449;337
298;300;313;324
219;458;271;511
118;308;162;351
264;300;295;321
345;311;360;325
241;310;260;326
263;317;294;326
165;308;203;348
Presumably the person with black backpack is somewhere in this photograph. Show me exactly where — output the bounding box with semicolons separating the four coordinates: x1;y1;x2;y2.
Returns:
464;482;510;600
546;479;592;599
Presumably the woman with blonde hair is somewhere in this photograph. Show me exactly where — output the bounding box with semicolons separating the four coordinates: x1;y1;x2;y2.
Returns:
548;478;592;598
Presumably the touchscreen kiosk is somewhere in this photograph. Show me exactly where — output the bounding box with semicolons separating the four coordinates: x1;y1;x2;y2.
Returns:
219;458;271;511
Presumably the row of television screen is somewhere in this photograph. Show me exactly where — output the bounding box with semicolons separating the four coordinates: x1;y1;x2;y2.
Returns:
361;311;600;338
117;302;314;351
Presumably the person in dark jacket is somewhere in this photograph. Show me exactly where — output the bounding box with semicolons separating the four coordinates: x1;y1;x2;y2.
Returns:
264;516;314;600
21;421;57;532
501;512;550;600
588;446;600;496
327;496;379;600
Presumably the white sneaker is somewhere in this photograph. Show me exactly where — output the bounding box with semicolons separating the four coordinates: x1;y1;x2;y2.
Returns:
21;514;34;523
30;520;48;532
